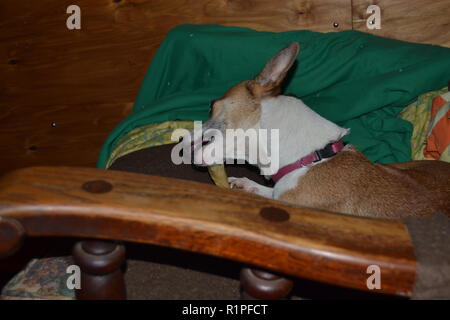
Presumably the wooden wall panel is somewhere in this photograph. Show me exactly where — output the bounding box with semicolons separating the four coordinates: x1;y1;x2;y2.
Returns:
3;0;449;176
0;0;351;175
352;0;450;47
0;0;352;108
0;102;133;172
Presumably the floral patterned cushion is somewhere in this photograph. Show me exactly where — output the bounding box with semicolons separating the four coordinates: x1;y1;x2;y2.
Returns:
1;256;75;300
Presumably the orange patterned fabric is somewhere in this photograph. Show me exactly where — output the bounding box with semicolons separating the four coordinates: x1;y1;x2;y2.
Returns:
424;93;450;160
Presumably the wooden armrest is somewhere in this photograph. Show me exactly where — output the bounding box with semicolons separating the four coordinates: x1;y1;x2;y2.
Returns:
0;166;415;296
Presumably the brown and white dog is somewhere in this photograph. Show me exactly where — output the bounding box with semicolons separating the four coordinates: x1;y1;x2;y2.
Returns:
187;42;450;219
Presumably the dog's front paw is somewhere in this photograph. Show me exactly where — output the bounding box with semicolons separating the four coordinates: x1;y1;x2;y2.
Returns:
228;177;259;194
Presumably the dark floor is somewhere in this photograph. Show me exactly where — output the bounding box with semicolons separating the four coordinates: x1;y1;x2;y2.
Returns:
0;236;401;300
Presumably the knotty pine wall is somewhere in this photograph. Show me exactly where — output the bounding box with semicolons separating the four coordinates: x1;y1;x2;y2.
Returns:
0;0;449;175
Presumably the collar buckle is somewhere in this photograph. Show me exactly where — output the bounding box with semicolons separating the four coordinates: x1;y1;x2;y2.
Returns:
271;140;345;183
313;151;322;163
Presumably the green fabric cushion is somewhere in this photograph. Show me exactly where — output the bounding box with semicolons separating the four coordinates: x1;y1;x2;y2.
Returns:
97;24;450;168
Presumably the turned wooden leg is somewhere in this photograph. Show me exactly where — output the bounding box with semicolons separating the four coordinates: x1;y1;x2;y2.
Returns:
240;268;293;300
72;240;126;300
0;217;25;259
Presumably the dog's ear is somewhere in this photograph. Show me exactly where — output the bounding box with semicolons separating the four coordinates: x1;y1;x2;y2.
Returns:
255;42;299;88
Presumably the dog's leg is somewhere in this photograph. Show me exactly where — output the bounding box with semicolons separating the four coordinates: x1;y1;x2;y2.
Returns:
228;177;274;199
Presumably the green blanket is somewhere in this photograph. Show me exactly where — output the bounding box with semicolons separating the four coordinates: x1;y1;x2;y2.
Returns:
97;24;450;168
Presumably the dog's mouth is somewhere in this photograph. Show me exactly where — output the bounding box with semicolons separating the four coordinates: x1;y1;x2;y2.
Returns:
191;135;215;152
202;135;215;147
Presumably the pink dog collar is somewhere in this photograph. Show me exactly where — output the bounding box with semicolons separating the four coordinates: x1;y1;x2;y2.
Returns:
271;141;345;183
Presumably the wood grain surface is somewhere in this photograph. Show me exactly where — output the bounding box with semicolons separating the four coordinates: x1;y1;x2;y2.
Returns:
0;166;416;296
352;0;450;47
0;102;132;173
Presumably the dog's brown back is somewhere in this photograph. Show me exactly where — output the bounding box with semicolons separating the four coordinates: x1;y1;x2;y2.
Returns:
278;146;450;219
